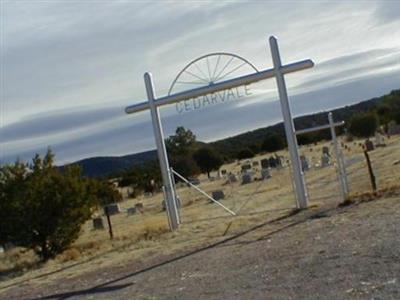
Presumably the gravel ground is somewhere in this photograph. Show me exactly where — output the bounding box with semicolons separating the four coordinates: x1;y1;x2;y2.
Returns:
1;195;399;300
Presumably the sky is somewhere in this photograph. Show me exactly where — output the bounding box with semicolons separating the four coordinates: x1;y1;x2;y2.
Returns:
1;0;400;165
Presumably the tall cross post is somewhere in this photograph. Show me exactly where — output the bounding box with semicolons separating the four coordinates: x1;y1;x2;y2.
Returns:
144;73;180;230
270;36;309;208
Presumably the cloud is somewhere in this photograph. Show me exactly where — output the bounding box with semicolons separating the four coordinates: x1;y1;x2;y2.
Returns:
1;1;400;164
0;105;124;142
373;1;400;24
2;66;399;165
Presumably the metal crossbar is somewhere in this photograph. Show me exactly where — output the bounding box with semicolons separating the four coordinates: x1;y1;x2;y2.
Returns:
171;168;236;216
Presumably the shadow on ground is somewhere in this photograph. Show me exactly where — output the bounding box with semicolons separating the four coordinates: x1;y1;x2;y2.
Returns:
30;205;342;300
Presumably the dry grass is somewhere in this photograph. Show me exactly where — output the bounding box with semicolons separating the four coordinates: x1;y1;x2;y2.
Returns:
0;248;38;277
340;184;400;206
1;134;399;291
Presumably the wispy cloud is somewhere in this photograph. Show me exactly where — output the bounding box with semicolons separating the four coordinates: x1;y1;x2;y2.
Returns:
1;1;400;164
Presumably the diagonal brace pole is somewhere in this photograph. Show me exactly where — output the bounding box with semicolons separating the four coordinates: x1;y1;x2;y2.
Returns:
171;168;236;216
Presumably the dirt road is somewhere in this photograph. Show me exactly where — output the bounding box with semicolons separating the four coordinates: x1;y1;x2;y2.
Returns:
2;194;400;300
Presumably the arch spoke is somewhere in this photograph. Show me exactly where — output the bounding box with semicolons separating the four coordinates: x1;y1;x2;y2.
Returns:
215;62;247;82
206;57;212;82
194;63;210;82
183;70;210;84
211;55;222;82
214;56;235;82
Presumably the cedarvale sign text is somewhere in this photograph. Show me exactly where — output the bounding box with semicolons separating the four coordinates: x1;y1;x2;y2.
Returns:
175;84;252;114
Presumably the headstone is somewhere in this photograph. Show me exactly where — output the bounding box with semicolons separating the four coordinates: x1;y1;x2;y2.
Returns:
135;202;144;213
261;168;271;180
300;155;310;171
275;155;284;168
388;121;400;135
127;207;136;215
212;190;225;201
241;164;252;173
375;132;386;146
104;203;120;215
322;146;330;157
365;139;374;152
188;177;200;185
252;161;259;167
219;169;227;178
321;153;331;167
261;158;270;169
228;173;238;183
93;217;105;230
242;173;252;184
268;156;277;168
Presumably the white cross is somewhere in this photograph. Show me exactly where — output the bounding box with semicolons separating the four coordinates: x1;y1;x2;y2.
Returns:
296;112;349;201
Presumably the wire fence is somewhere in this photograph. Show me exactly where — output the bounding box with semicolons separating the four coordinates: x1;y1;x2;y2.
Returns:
79;136;400;242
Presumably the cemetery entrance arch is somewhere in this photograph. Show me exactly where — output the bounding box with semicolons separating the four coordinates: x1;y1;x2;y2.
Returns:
125;36;315;231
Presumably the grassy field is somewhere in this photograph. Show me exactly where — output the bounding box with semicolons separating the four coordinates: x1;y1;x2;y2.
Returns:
1;134;399;293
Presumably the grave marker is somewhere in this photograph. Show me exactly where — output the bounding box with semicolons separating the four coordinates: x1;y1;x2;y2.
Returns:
300;155;310;171
127;207;136;215
261;158;270;169
93;217;105;230
228;173;238;183
388;121;400;135
261;168;272;180
212;190;225;201
321;153;331;167
135;202;144;213
375;132;386;146
242;173;252;184
365;140;374;152
103;203;120;216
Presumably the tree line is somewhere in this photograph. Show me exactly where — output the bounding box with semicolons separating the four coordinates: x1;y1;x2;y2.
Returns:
117;89;400;193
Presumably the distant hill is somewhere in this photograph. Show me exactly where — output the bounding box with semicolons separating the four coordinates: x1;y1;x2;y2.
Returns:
68;89;398;178
65;150;157;177
210;94;383;158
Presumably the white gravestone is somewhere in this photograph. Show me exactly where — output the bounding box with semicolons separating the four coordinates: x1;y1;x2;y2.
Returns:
375;132;385;146
321;153;331;167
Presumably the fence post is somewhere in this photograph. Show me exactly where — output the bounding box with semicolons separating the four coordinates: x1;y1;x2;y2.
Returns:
105;207;114;240
363;150;377;192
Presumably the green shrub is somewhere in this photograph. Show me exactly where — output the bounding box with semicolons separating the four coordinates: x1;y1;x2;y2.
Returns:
0;150;98;260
